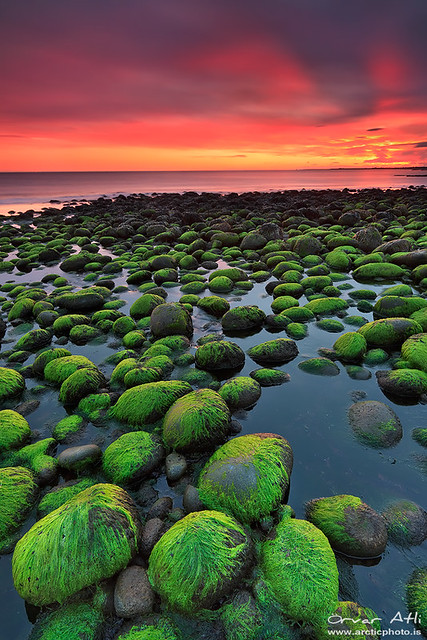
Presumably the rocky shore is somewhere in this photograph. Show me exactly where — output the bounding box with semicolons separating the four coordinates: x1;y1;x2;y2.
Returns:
0;187;427;639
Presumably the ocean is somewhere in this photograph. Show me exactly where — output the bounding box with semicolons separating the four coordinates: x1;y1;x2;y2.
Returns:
0;168;426;216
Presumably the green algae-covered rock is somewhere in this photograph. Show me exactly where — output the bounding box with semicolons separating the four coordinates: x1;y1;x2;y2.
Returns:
38;479;96;518
208;267;247;282
304;297;348;315
348;400;402;448
306;495;388;558
209;275;234;293
353;262;406;281
316;319;345;333
413;428;427;447
358;317;422;347
221;305;266;332
333;331;367;362
113;315;136;337
249;368;290;387
148;510;252;613
0;466;38;553
376;368;427;398
28;600;104;640
122;329;146;349
261;510;339;629
111;380;192;427
285;322;307;340
12;483;142;606
124;366;163;388
69;323;101;345
197;295;230;318
0;366;25;404
162;389;230;452
219;376;261;411
6;438;58;483
401;333;427;372
110;358;139;386
56;290;104;312
382;500;427;547
44;355;97;385
15;328;51;352
198;433;293;523
7;297;35;322
0;409;31;451
298;357;340;376
116;617;181;640
325;602;381;638
407;569;427;637
52;314;89;337
59;367;105;406
373;295;427;319
247;338;298;366
150;302;193;338
103;431;165;484
363;348;389;366
270;296;299;314
220;590;263;640
32;348;72;376
78;393;111;421
411;308;427;331
129;293;164;319
195;340;245;371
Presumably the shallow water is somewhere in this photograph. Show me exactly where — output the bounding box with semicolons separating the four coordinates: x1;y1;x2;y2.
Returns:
0;252;426;638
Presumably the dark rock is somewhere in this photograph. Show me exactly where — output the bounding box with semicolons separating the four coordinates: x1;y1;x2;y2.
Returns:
113;565;154;618
147;497;173;520
165;452;188;483
141;517;166;557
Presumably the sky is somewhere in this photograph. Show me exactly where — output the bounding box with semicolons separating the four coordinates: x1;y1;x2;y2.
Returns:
1;0;427;171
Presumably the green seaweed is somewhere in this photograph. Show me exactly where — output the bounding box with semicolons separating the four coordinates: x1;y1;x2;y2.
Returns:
0;409;31;451
103;431;164;484
0;466;38;553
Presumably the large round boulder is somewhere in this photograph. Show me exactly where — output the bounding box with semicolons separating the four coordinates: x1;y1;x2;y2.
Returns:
195;340;245;371
0;367;26;404
401;333;427;372
358;317;422;347
198;433;293;523
348;400;402;448
376;368;427;398
103;431;165;484
0;409;31;451
150;302;193;338
247;338;298;365
221;305;266;332
219;376;262;411
0;467;38;553
382;500;427;547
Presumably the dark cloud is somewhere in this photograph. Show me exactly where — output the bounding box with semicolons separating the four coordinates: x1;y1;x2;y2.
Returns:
0;0;426;128
367;128;384;132
414;142;427;148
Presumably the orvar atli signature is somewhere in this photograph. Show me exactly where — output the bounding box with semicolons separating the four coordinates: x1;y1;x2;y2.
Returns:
328;612;421;625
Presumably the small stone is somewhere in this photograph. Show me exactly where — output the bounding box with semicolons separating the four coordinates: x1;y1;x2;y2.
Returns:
14;400;40;416
166;452;187;483
114;565;154;618
141;517;166;557
147;497;173;520
57;444;102;472
183;485;204;514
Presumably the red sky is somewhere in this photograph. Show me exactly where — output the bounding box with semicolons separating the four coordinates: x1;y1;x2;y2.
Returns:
1;0;426;171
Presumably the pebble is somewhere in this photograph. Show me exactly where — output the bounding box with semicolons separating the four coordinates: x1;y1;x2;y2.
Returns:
113;565;154;618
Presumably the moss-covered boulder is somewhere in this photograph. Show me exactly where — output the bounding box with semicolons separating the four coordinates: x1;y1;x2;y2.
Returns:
52;314;89;337
261;509;339;630
220;590;263;640
28;600;104;640
116;617;181;640
12;483;142;606
52;415;86;442
195;340;245;371
148;510;252;613
162;389;230;452
44;355;98;385
353;262;406;281
32;348;72;376
209;275;234;293
198;433;293;523
249;368;290;387
333;332;367;362
298;357;340;376
150;302;193;338
221;305;266;332
103;431;165;484
325;602;381;638
247;338;298;366
306;494;387;558
373;295;427;319
129;294;164;319
376;368;427;398
348;400;402;447
197;295;230;318
56;290;104;312
58;367;105;406
382;500;427;547
407;569;427;637
270;296;299;314
413;428;427;447
0;409;31;451
304;297;348;315
0;366;25;404
37;479;96;518
0;466;38;553
401;333;427;372
219;376;261;411
111;380;192;427
14;328;51;352
358;317;422;347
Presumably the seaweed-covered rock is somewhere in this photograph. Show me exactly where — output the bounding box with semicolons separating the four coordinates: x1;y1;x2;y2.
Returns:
413;428;427;447
249;368;290;387
129;294;165;319
58;367;105;406
148;510;252;613
150;302;193;338
52;314;89;337
0;409;31;451
406;569;427;637
353;262;406;281
382;500;427;547
333;332;367;362
7;438;58;483
116;617;181;640
304;297;348;315
198;433;293;523
197;295;230;318
111;380;192;427
162;389;230;452
209;275;234;293
44;355;98;385
15;328;51;352
221;305;266;332
56;290;104;312
247;338;298;365
37;479;96;518
12;483;142;606
401;333;427;372
57;444;102;473
261;509;339;629
0;466;38;553
0;367;25;404
376;368;427;398
220;590;263;640
32;348;72;376
358;317;422;347
28;601;104;640
195;340;245;371
348;400;402;447
373;296;427;319
306;494;388;558
103;431;165;484
354;226;383;252
298;358;340;376
219;376;261;411
270;296;299;314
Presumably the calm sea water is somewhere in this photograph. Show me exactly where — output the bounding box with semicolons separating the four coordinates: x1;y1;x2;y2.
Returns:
0;169;426;215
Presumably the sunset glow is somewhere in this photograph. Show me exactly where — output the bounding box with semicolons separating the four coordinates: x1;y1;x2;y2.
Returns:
1;0;426;171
